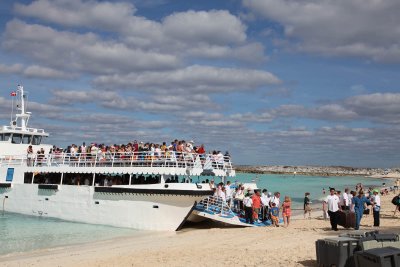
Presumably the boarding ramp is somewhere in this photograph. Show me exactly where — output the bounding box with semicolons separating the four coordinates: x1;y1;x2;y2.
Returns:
191;196;252;227
191;195;278;227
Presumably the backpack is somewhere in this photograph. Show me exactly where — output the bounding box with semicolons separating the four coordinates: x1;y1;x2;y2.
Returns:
392;196;400;205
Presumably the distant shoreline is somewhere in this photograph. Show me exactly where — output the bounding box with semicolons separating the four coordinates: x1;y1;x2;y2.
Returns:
235;165;400;178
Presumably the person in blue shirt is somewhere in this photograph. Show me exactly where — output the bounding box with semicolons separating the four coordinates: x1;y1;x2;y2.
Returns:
352;190;371;230
270;203;280;227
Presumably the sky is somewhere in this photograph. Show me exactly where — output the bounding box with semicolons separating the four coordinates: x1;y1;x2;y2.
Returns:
0;0;400;168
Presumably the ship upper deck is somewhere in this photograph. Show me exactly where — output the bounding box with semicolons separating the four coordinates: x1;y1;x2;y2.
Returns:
0;151;235;177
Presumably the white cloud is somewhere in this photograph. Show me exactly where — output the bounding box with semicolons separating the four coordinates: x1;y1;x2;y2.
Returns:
50;89;216;113
15;0;137;31
0;63;23;74
244;0;400;62
345;93;400;123
0;63;73;79
225;93;400;124
23;65;73;79
162;10;246;45
94;65;281;93
3;20;180;74
14;1;265;64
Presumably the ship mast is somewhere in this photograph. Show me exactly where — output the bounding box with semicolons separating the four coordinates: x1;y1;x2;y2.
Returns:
14;85;30;131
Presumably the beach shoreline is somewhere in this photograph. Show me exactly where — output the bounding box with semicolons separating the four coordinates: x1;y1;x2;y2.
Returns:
1;193;399;267
235;165;400;178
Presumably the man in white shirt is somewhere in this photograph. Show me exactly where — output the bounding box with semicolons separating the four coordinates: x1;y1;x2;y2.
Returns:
324;188;341;231
243;193;254;224
342;188;349;210
371;189;381;227
270;192;280;208
224;181;232;205
260;189;269;221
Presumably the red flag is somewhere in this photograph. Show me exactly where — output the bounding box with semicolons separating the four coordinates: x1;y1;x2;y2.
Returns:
10;91;16;97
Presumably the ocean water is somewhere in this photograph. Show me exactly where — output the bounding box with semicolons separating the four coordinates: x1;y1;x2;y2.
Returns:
0;173;388;256
0;212;138;256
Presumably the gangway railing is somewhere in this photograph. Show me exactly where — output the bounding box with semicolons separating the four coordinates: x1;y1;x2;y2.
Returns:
0;151;233;172
196;196;235;217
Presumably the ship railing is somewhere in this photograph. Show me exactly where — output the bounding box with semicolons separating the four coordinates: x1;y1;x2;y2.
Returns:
0;152;233;171
197;195;234;217
1;125;46;133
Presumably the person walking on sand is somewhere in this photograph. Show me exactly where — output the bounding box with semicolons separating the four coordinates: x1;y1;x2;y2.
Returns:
341;188;350;210
304;192;312;219
371;189;381;227
324;188;340;231
282;196;292;227
394;179;400;194
393;193;400;217
352;190;371;230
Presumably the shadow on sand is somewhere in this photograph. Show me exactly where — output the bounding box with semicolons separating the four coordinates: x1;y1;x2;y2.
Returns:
297;259;318;267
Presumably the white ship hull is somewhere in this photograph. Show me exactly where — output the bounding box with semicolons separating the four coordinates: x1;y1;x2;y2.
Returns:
0;182;209;231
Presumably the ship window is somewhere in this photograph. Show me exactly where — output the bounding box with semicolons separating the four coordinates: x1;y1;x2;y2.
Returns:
24;172;33;184
32;135;42;145
22;135;32;144
0;134;3;141
4;133;11;141
130;174;161;185
33;173;62;185
94;173;130;186
62;173;93;186
11;134;22;144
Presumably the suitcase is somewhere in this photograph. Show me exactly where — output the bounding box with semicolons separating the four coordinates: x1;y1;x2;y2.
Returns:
338;210;356;228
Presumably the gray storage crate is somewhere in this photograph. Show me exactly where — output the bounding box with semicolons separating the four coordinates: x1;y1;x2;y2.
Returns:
354;247;400;267
382;241;400;249
316;239;325;266
316;237;359;267
339;230;379;239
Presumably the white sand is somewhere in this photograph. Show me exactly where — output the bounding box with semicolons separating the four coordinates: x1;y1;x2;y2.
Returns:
1;194;399;267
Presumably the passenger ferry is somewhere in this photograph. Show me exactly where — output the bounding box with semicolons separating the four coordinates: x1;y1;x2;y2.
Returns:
0;85;235;231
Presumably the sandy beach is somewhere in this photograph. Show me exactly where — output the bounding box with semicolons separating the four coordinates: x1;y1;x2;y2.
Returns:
1;193;399;267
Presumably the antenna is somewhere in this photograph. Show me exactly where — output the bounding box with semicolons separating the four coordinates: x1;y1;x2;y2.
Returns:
14;85;31;131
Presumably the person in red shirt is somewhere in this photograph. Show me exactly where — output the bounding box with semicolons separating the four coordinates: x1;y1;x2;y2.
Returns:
196;144;205;154
252;190;262;222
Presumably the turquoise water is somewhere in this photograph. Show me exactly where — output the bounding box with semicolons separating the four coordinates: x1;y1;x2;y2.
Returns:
0;212;138;256
0;173;388;256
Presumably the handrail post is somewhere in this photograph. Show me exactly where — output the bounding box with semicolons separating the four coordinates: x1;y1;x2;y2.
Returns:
130;152;133;167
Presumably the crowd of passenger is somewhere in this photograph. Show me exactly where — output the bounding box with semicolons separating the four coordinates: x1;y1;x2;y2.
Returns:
204;179;400;228
323;180;400;231
26;140;231;166
205;180;291;227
